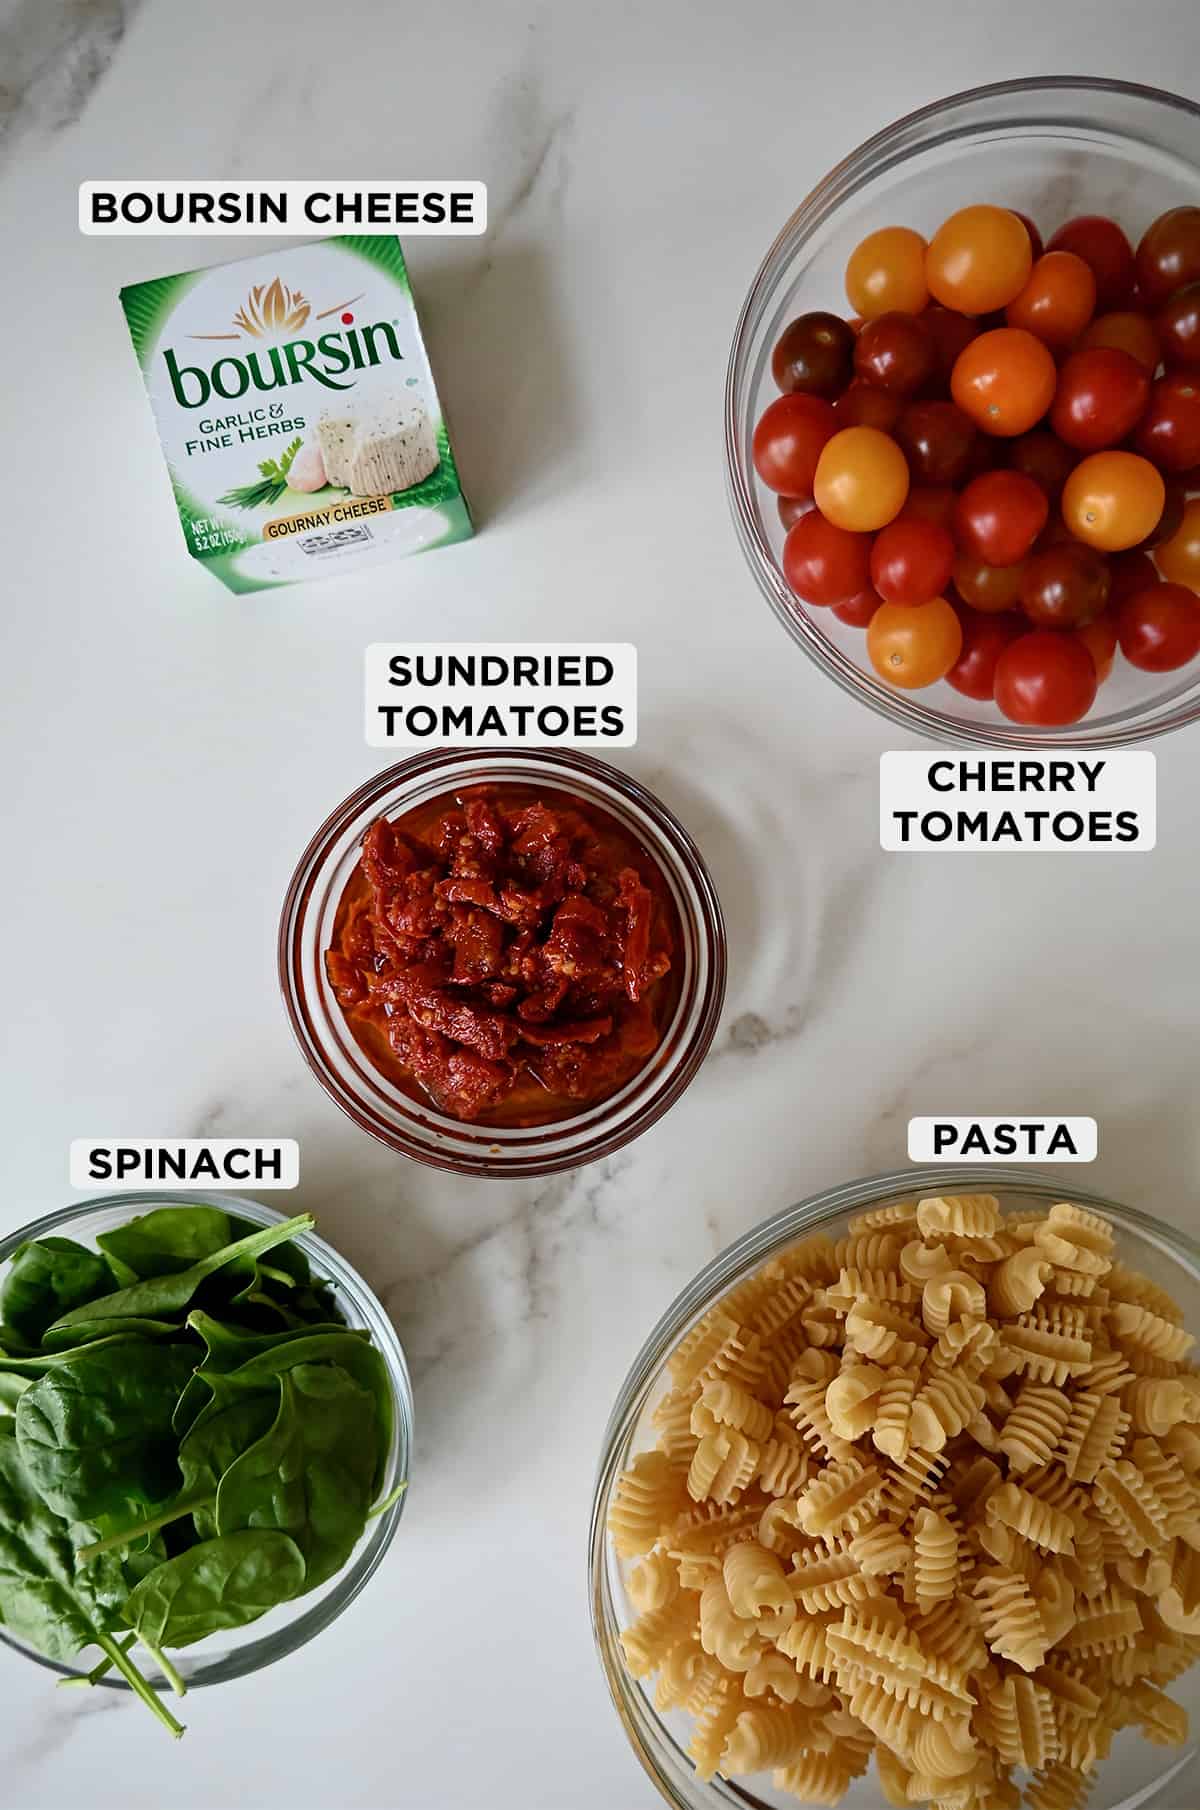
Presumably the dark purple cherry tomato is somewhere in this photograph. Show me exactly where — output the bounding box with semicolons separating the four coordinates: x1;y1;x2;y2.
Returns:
1135;207;1200;309
895;400;977;485
1019;543;1111;629
922;306;981;387
853;311;936;395
1007;430;1076;500
834;381;904;432
1156;284;1200;369
772;311;857;398
1135;373;1200;474
777;495;813;531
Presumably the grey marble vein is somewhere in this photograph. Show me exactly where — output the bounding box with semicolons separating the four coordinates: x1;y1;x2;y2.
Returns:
0;0;143;169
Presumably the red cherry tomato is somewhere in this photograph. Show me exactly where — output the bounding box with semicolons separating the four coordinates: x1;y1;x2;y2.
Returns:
1049;348;1151;452
1079;310;1161;372
752;393;838;495
895;400;977;485
832;587;883;627
1140;479;1187;551
897;486;958;533
1046;214;1136;310
1076;612;1119;682
952;553;1026;613
955;470;1048;566
1135;207;1200;309
1011;211;1045;262
1117;582;1200;670
777;495;812;531
1156;284;1200;369
1108;550;1159;608
946;607;1023;699
1135;373;1200;474
1019;543;1110;629
782;510;872;605
833;381;905;432
1007;430;1076;500
922;306;981;386
869;518;956;605
853;311;937;395
993;631;1099;725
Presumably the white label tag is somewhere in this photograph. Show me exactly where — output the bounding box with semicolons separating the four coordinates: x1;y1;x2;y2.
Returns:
70;1139;300;1190
365;643;637;747
880;751;1155;851
907;1118;1098;1163
81;180;486;235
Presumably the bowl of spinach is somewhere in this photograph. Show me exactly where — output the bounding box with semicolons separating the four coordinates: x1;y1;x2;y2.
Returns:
0;1193;412;1736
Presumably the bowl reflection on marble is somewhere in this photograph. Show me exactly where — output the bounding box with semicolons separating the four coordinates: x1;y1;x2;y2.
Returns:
726;77;1200;748
0;1193;412;1697
589;1167;1200;1810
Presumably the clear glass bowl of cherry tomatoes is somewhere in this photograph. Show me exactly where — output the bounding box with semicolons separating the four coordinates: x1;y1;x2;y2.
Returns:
727;77;1200;744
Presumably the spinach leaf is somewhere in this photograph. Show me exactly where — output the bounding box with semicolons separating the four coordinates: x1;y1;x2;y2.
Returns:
96;1206;233;1280
208;1329;393;1492
39;1317;182;1352
73;1525;168;1612
123;1530;305;1649
0;1374;30;1411
0;1426;113;1661
46;1214;315;1336
172;1312;364;1436
15;1345;196;1522
0;1331;164;1373
215;1365;377;1589
1;1239;113;1344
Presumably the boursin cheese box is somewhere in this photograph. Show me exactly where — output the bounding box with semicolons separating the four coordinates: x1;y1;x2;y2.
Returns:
120;236;472;591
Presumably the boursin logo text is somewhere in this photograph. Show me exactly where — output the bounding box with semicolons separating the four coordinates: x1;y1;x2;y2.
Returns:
164;277;404;406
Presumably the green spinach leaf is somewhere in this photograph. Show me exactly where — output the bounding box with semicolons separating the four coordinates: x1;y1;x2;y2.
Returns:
123;1530;305;1649
1;1239;113;1344
96;1206;233;1279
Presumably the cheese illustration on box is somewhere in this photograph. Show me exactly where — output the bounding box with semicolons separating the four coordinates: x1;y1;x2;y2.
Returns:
120;236;472;592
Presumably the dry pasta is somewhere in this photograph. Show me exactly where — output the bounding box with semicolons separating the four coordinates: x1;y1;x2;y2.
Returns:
608;1195;1200;1808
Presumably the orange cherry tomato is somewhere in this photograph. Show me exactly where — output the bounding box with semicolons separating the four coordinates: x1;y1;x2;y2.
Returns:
926;206;1033;315
867;596;963;688
950;328;1058;436
813;426;910;532
845;226;930;319
1061;451;1166;552
1079;310;1162;373
1005;250;1096;349
1156;496;1200;592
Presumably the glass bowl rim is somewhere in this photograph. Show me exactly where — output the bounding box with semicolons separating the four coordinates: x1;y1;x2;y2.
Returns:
277;745;728;1178
588;1163;1200;1808
725;73;1200;749
0;1190;413;1693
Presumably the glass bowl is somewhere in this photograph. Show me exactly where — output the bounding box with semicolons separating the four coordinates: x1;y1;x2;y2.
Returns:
279;747;726;1178
0;1192;412;1694
590;1166;1200;1810
726;77;1200;748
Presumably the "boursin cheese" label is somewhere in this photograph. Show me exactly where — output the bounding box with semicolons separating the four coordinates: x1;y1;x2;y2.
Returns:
120;235;472;592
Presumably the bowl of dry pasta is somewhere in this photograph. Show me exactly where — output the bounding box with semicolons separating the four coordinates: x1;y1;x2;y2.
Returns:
589;1169;1200;1810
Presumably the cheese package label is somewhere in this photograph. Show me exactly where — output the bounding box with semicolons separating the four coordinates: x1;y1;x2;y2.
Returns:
120;235;472;592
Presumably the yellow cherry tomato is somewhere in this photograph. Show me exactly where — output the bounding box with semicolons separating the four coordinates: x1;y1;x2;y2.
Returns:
845;226;930;318
926;205;1033;314
1061;452;1166;552
1156;497;1200;592
813;426;910;532
867;597;963;689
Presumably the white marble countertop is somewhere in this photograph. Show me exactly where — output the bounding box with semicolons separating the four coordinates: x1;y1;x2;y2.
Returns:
4;1;1200;1805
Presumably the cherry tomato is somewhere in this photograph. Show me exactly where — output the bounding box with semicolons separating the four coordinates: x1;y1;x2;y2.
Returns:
922;306;981;387
867;596;962;688
1156;497;1200;591
1109;550;1160;608
926;206;1033;314
832;587;883;627
946;606;1023;699
777;495;812;531
1117;581;1200;670
1078;310;1162;373
782;511;872;605
1007;430;1076;500
752;393;837;495
955;470;1048;566
1062;451;1165;552
1135;206;1200;309
813;426;910;531
853;312;936;395
1076;612;1119;682
1011;212;1045;262
845;226;930;319
895;400;977;485
1005;250;1096;349
952;552;1026;613
772;311;857;398
1135;372;1200;473
951;328;1057;436
869;518;955;605
1046;214;1136;310
834;381;904;432
1019;542;1110;628
1157;283;1200;368
1050;348;1151;452
898;486;958;533
994;631;1098;725
1140;479;1186;551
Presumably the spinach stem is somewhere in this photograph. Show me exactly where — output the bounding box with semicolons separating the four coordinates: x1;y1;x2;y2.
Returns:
366;1480;408;1521
57;1633;136;1688
75;1493;214;1562
96;1631;185;1738
140;1634;187;1699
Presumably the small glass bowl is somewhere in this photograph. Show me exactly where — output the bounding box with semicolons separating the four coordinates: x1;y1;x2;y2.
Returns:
726;77;1200;748
590;1166;1200;1810
0;1192;412;1694
279;747;726;1178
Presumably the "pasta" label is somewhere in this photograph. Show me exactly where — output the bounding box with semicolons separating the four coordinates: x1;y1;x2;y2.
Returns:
907;1118;1098;1162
